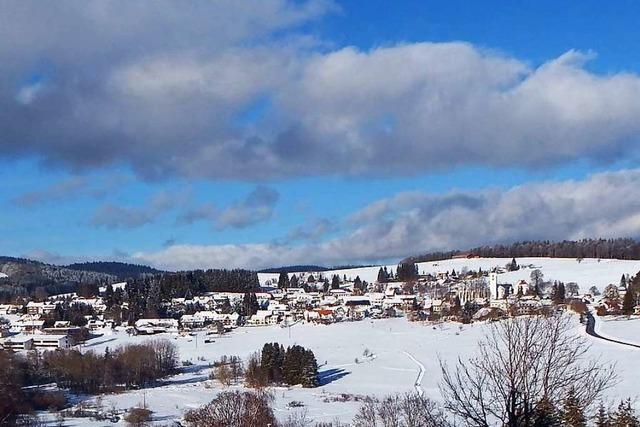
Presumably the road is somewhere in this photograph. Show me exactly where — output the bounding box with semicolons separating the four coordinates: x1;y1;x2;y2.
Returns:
402;351;425;397
585;311;640;349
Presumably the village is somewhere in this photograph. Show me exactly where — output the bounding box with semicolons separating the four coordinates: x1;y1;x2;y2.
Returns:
2;258;634;353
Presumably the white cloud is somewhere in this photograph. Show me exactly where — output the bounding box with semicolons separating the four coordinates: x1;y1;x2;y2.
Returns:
133;169;640;270
2;3;640;178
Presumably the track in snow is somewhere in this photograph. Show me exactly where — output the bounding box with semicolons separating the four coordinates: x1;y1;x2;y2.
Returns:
402;351;425;397
585;312;640;349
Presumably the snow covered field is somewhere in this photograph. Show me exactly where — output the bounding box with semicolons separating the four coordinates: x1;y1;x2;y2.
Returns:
62;315;640;425
260;257;640;291
48;257;640;424
595;315;640;346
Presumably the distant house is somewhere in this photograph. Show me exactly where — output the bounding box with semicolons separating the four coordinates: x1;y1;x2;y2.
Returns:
305;308;335;324
30;334;72;349
0;333;71;350
246;310;280;326
26;301;56;315
1;336;34;351
134;319;179;334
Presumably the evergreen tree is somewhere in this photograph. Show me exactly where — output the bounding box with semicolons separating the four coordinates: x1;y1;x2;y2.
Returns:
104;283;114;310
611;399;640;427
552;282;566;304
595;403;610;427
301;349;319;388
290;274;299;288
377;268;387;284
277;272;290;289
533;396;561;427
283;345;304;385
621;274;628;289
353;276;363;293
331;275;340;290
561;387;586;427
243;292;259;317
622;286;636;315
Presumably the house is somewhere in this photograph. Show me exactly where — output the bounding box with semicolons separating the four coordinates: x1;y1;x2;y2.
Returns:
246;310;280;326
13;318;45;333
180;311;240;329
0;304;19;315
134;318;179;334
1;336;34;351
30;334;72;349
26;301;56;315
305;308;336;324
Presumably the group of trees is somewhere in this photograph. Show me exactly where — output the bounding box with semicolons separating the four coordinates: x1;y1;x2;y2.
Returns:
376;263;419;283
244;343;319;388
622;273;640;315
353;393;450;427
184;390;278;427
112;269;259;323
212;355;245;386
406;238;640;264
42;301;96;327
14;339;177;394
440;314;617;426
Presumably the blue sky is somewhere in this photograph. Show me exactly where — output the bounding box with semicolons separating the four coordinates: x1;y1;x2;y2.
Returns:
2;1;640;270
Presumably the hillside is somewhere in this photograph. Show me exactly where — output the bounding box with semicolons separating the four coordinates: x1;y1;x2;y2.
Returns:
0;256;118;301
402;238;640;264
258;257;640;291
65;261;162;280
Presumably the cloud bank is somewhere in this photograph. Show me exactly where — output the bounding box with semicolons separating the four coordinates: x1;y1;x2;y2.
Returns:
2;2;640;180
133;169;640;270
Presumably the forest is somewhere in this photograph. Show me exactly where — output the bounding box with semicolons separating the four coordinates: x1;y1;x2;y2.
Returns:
404;238;640;264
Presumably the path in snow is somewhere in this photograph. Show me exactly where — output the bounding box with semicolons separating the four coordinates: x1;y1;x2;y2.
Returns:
585;312;640;349
402;351;425;397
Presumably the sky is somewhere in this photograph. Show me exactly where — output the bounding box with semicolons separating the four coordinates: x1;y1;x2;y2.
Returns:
2;0;640;270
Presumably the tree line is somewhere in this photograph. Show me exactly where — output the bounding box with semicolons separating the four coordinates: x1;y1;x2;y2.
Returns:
405;238;640;263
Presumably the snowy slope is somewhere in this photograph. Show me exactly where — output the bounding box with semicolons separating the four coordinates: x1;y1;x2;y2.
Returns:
64;314;640;426
260;257;640;291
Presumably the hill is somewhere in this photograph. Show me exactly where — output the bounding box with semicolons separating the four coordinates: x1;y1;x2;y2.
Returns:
65;261;162;280
402;238;640;264
0;256;118;302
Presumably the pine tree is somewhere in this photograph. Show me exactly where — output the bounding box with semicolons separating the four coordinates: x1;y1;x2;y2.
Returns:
301;349;319;388
104;283;114;310
243;292;259;317
290;274;299;288
622;288;636;315
283;345;304;385
353;276;363;293
331;275;340;290
278;272;290;289
377;268;387;284
533;396;561;427
611;399;639;427
561;387;586;427
595;403;610;427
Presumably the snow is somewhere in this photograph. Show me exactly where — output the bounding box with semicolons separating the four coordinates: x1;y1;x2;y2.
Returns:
39;257;640;424
594;315;640;346
0;272;7;278
58;314;640;425
260;257;640;291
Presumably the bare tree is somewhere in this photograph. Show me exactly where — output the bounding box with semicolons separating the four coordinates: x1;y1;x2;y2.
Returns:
439;314;616;427
353;393;450;427
183;390;277;427
215;363;233;387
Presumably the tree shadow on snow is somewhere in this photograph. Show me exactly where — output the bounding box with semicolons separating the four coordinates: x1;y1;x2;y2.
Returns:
318;368;350;386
